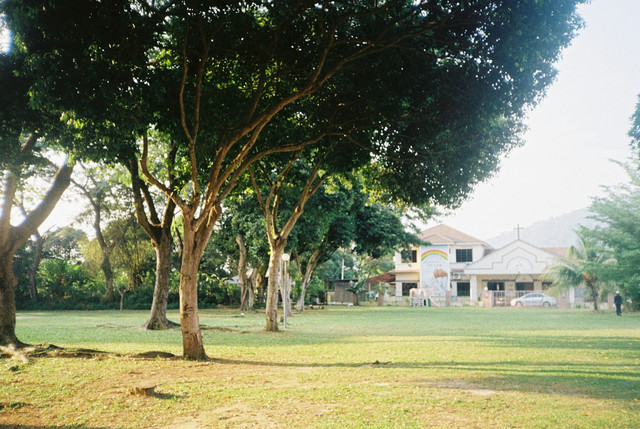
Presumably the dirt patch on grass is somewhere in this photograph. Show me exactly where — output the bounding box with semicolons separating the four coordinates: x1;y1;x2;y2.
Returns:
161;401;340;428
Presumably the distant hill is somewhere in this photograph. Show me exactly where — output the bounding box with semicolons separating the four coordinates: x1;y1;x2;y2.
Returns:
486;208;597;248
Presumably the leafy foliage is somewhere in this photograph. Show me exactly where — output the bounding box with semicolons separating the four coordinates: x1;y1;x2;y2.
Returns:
2;0;587;351
584;157;640;310
542;228;609;310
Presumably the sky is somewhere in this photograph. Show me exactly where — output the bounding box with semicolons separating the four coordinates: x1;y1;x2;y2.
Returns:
428;0;640;240
4;2;640;240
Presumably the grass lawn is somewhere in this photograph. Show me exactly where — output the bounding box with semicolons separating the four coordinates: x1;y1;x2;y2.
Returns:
1;306;639;428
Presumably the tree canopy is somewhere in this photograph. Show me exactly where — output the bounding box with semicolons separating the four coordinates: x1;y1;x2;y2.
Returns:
2;0;587;358
584;157;640;310
542;228;608;310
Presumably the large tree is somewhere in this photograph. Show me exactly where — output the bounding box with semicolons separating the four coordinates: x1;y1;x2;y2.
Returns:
72;165;135;303
126;135;180;330
250;152;333;330
288;180;422;313
0;33;76;347
584;160;640;310
5;0;586;359
574;96;640;310
216;190;270;313
542;228;608;310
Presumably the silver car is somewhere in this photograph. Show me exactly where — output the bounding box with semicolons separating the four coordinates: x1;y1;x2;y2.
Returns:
510;292;556;307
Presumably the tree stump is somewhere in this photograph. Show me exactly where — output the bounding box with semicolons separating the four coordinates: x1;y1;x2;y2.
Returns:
129;383;156;396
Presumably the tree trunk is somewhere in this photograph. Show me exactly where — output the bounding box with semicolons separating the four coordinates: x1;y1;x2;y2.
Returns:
0;158;72;348
250;161;326;330
126;154;179;330
143;237;178;330
0;254;22;347
101;256;115;304
591;286;599;311
236;235;252;313
295;258;316;313
296;274;313;313
295;248;326;313
265;246;284;331
28;233;44;302
295;292;304;313
118;288;126;311
178;220;212;360
246;267;258;310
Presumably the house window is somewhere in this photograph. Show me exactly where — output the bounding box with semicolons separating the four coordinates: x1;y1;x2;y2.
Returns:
487;282;504;291
457;282;470;297
401;249;417;263
516;282;534;291
456;249;473;263
402;282;417;296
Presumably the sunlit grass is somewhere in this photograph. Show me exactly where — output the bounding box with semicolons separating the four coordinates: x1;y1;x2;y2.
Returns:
2;306;640;428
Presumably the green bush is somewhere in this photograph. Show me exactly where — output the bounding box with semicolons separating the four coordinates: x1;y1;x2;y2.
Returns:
15;260;105;310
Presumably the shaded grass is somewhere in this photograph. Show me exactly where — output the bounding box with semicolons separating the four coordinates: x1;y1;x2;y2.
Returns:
2;306;640;428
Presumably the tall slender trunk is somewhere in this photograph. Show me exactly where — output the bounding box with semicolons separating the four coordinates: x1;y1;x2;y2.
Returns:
246;267;258;310
28;233;44;301
251;159;326;331
0;158;72;347
143;237;177;329
118;288;126;311
296;273;313;313
178;213;216;360
236;235;252;312
590;285;599;311
179;244;205;359
265;246;284;331
127;153;179;330
295;249;324;313
101;256;115;303
0;253;21;347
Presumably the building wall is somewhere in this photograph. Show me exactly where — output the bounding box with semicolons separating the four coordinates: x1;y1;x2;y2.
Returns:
392;242;489;304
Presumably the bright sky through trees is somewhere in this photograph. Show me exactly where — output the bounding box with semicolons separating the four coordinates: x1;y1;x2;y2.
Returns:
434;0;640;239
6;2;639;242
0;16;9;53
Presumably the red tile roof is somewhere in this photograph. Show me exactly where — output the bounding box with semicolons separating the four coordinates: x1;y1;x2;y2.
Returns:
418;224;485;245
365;272;396;284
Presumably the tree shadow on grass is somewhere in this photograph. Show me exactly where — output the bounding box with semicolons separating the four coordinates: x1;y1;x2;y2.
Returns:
4;340;638;403
208;356;640;401
455;333;640;352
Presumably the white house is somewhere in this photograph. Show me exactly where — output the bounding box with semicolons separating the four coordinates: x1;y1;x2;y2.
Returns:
464;239;566;303
388;224;571;306
390;224;491;304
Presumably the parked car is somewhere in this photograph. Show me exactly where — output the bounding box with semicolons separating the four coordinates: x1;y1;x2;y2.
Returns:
510;292;556;307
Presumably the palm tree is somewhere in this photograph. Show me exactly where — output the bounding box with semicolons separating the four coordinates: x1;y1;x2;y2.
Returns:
542;229;608;310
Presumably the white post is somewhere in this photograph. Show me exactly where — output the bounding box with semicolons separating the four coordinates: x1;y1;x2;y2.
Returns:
470;275;479;303
282;253;290;329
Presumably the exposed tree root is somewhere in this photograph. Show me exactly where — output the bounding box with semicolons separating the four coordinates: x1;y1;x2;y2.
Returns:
0;343;179;362
141;317;180;330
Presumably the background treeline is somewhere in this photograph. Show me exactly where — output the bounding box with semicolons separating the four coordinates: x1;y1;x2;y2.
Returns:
11;167;404;312
12;222;392;311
